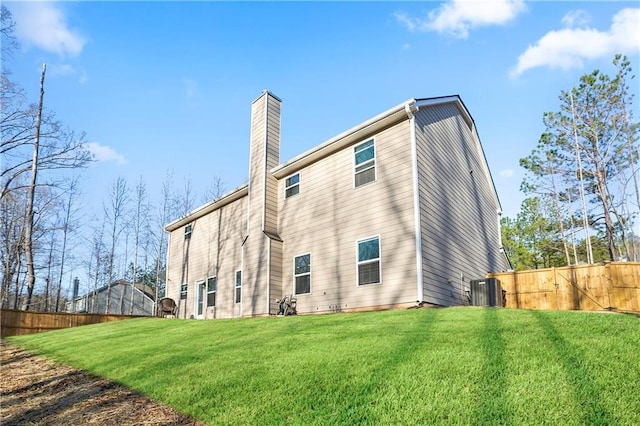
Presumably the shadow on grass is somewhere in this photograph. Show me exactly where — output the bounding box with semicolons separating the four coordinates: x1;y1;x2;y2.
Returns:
531;310;614;425
475;308;511;424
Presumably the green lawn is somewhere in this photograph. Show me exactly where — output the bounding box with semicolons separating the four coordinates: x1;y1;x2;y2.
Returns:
7;308;640;425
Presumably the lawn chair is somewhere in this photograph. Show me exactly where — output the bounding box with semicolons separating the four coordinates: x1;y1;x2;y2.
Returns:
276;295;297;316
158;297;177;318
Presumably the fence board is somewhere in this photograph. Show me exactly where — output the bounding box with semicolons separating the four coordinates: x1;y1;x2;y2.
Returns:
489;262;640;313
0;310;145;338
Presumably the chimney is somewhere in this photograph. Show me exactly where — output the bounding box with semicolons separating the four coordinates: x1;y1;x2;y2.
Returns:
243;91;282;316
247;90;281;235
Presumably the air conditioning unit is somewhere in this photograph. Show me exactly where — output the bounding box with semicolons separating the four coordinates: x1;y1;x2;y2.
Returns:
470;278;503;307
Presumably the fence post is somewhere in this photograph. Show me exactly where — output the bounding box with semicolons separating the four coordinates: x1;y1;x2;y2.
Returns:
605;263;613;310
553;267;559;310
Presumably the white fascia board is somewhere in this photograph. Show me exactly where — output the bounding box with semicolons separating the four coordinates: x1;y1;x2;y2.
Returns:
164;184;249;232
272;99;418;179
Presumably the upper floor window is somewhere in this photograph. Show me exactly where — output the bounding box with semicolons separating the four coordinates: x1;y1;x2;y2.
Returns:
184;224;193;240
357;236;381;285
354;139;376;187
235;270;242;304
294;254;311;295
285;173;300;198
206;276;217;307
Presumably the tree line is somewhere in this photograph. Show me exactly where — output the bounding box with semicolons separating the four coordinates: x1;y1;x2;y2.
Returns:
1;6;225;313
502;55;639;270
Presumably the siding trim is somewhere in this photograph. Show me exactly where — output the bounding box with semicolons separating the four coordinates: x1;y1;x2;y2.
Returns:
164;231;172;313
261;95;269;232
266;236;271;314
410;115;424;302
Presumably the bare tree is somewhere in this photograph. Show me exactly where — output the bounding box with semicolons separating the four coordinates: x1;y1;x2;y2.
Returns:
55;177;80;311
128;176;150;314
178;176;195;218
202;174;226;203
0;185;26;308
104;177;129;313
21;63;46;311
153;170;176;313
2;8;92;309
88;218;107;313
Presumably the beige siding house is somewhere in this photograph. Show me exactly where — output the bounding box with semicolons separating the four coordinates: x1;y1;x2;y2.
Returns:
165;91;510;319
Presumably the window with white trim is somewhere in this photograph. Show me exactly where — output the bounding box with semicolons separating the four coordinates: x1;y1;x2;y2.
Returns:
285;173;300;198
235;270;242;304
206;276;217;307
180;283;188;300
184;224;193;240
357;236;381;285
354;139;376;187
294;254;311;295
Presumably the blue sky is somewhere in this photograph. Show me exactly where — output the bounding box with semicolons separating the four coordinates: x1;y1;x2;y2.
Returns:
5;0;640;221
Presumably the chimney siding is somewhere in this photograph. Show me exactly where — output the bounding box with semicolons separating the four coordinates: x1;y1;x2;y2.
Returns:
243;91;281;316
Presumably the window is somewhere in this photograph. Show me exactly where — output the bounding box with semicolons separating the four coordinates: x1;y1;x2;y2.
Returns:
180;283;188;300
235;270;242;304
285;173;300;198
206;276;217;307
357;237;381;285
354;139;376;187
294;254;311;295
184;224;193;240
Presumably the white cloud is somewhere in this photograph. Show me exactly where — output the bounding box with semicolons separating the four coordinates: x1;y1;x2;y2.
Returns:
395;0;526;39
84;142;127;165
561;10;591;28
10;2;86;57
499;169;514;178
50;63;88;84
511;8;640;77
401;43;411;51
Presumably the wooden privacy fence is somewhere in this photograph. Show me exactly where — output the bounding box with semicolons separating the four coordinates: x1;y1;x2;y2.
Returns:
0;309;145;338
488;262;640;313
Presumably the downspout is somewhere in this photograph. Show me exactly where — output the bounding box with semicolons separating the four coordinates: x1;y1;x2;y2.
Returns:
163;231;171;316
407;102;424;303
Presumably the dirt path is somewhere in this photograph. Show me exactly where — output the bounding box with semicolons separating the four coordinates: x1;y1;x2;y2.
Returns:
0;341;204;425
